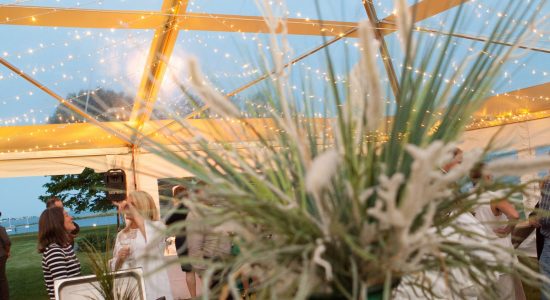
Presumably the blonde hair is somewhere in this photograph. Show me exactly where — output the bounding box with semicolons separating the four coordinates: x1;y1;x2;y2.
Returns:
127;190;159;222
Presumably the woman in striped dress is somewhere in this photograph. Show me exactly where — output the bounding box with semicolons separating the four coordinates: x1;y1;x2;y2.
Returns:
38;207;81;300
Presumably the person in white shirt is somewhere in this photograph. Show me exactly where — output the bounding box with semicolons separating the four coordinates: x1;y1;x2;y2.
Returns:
470;164;526;300
111;191;173;300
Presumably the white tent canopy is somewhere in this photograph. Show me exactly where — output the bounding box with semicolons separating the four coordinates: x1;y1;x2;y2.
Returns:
0;116;548;207
1;0;549;206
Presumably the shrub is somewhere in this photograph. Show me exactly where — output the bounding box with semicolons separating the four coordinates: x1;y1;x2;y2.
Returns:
77;231;116;253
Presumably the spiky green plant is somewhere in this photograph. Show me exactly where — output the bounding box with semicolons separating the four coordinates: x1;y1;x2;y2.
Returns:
120;0;550;299
81;237;140;300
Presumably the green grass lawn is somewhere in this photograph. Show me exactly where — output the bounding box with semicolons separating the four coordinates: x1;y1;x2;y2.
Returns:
6;225;117;300
6;224;541;299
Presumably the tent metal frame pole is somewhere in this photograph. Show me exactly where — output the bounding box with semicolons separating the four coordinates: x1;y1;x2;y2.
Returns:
139;27;359;139
185;0;468;118
130;0;189;144
0;5;358;37
381;0;471;28
181;27;359;120
0;1;469;37
0;57;121;132
0;0;471;127
406;23;550;54
362;0;400;101
7;0;532;139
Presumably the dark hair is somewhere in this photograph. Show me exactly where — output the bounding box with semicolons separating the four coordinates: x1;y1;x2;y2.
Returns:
172;185;188;199
46;196;62;208
452;147;463;157
38;207;70;253
470;162;485;186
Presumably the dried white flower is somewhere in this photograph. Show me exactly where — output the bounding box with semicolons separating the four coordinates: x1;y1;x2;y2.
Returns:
347;65;366;126
354;20;384;132
305;149;340;194
393;0;412;50
305;149;340;238
186;57;241;118
359;23;383;132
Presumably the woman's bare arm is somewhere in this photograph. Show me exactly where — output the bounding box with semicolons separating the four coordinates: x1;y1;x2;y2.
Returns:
493;199;520;236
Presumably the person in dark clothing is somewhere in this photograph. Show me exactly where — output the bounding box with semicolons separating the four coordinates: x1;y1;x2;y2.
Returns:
534;172;550;299
46;197;80;245
165;186;192;272
0;212;11;300
165;185;206;296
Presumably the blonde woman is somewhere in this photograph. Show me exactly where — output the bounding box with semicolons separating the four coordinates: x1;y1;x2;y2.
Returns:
111;191;173;300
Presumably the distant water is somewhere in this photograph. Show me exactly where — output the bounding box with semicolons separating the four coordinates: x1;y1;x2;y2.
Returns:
0;214;118;235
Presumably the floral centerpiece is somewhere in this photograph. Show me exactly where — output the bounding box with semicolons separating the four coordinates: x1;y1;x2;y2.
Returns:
140;0;550;299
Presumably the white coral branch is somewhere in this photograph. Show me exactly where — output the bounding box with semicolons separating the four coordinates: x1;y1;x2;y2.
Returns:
368;173;406;229
312;239;333;281
367;142;483;272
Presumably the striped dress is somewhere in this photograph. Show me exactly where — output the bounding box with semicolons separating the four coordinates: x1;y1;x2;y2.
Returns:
41;243;81;300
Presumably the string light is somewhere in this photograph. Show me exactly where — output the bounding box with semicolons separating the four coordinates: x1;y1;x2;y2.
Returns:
0;0;547;153
0;28;155;124
467;109;550;130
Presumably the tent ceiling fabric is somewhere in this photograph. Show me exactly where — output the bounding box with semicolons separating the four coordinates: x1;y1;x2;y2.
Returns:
130;0;188;140
1;115;549;159
0;118;304;156
1;116;549;179
0;122;131;154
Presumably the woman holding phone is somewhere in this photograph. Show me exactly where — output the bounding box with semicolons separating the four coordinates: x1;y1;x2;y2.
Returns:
111;191;173;300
